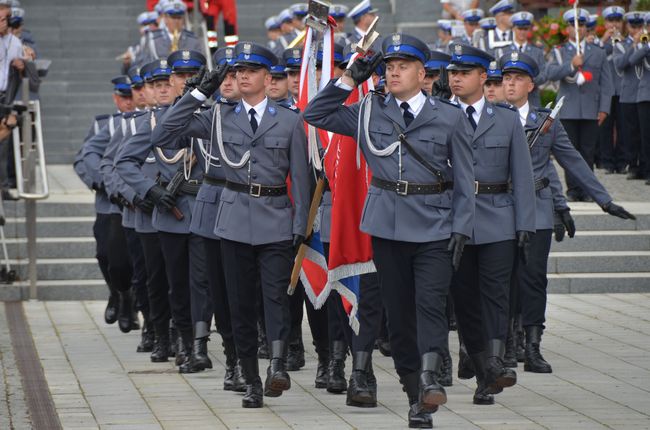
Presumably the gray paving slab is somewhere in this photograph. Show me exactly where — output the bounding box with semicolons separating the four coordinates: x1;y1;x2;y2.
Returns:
2;295;648;429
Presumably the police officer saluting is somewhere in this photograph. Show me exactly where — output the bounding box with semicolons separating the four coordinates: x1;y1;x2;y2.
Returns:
304;33;475;428
501;51;635;374
158;42;310;408
447;44;536;405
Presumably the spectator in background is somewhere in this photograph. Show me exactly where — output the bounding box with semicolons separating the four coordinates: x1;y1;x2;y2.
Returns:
441;0;479;21
9;7;36;56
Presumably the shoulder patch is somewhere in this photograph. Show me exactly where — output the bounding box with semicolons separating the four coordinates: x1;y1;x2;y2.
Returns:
437;97;461;108
95;114;110;121
495;102;517;112
278;103;300;113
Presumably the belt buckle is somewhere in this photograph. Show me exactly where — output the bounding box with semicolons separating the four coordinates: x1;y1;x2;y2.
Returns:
249;183;262;197
474;181;479;195
187;179;199;185
396;180;409;196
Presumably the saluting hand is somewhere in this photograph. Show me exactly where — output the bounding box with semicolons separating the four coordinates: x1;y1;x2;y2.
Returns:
197;63;230;97
344;52;384;87
184;65;206;95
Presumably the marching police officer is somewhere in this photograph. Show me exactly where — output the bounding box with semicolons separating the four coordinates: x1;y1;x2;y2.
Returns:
447;44;536;405
502;51;635;375
304;33;475;428
455;9;484;46
159;42;310;408
629;12;650;185
546;8;614;202
489;0;514;43
347;0;378;44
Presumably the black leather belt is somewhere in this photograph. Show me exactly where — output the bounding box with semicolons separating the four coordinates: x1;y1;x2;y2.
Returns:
474;181;510;194
203;174;227;187
160;180;202;196
371;177;453;195
535;177;550;191
225;180;287;197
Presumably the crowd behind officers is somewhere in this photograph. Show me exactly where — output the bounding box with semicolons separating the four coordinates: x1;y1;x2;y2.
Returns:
75;0;639;429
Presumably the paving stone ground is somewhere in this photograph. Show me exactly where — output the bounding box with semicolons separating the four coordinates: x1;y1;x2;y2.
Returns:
1;294;650;429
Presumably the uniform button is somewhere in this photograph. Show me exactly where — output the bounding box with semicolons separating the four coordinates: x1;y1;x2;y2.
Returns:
472;145;477;149
473;160;477;165
252;142;257;147
401;168;405;172
252;174;258;179
252;158;257;163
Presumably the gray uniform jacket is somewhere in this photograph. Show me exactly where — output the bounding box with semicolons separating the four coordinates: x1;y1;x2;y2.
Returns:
524;105;612;230
466;101;536;245
81;113;122;215
627;43;650;103
151;103;224;240
158;92;310;246
547;42;614;120
74;114;112;214
612;37;640;104
500;43;547;106
115;110;159;234
602;40;622;96
136;29;202;66
303;83;476;242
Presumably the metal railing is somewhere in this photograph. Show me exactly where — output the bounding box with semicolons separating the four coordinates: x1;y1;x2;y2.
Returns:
11;77;49;299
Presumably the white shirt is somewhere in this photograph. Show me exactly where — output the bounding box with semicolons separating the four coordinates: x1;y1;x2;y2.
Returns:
0;33;24;92
517;101;529;127
242;97;268;126
395;91;426;118
498;29;510;41
513;41;527;52
457;96;485;125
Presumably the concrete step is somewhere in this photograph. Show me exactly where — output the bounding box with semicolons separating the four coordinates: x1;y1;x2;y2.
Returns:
4;217;95;238
547;251;650;274
0;279;108;301
550;230;650;252
548;273;650;293
3;201;95;217
5;238;95;260
9;258;103;281
571;211;650;231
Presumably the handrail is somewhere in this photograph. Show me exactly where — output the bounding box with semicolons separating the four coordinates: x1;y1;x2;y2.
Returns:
12;99;49;200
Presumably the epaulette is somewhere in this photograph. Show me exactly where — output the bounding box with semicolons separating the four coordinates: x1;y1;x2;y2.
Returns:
215;97;237;105
111;112;122;118
495;102;517;112
437;97;461;108
95;114;110;121
132;110;149;118
278;103;300;113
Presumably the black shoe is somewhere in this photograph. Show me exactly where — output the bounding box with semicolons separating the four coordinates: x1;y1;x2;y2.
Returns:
137;320;155;353
314;356;328;389
174;333;186;366
117;290;133;333
457;343;475;379
376;338;392;357
257;320;269;359
326;340;347;393
503;319;518;368
104;293;119;324
627;171;645;180
264;340;291;397
402;372;434;429
223;340;246;392
346;351;376;407
240;357;263;408
437;349;453;387
469;353;494;405
286;325;305;371
188;322;212;372
485;339;517;394
419;352;447;413
524;326;553;373
177;331;194;373
150;335;171;362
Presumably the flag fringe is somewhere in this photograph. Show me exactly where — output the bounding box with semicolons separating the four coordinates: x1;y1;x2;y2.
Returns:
333;283;360;335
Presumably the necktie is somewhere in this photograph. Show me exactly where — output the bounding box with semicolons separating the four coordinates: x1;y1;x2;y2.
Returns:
519;45;523;53
502;32;508;41
249;108;258;133
466;105;477;131
400;101;414;127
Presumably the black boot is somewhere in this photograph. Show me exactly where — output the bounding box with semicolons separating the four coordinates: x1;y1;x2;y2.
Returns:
437;349;453;387
402;372;433;429
286;326;305;371
177;330;195;373
524;326;552;373
174;331;186;366
104;289;119;324
137;318;155;353
367;361;377;402
257;319;269;359
419;352;447;413
346;351;376;407
326;341;347;393
188;322;212;372
503;318;518;368
457;342;475;379
169;322;178;358
150;326;171;363
240;357;263;408
264;340;291;397
130;294;140;331
117;290;133;333
485;339;517;394
515;315;525;362
223;340;246;392
314;339;329;389
469;352;494;405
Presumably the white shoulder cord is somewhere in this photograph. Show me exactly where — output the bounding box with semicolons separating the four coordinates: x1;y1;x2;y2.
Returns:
197;138;221;174
183;142;194;180
93;120;99;135
211;102;250;169
359;93;401;158
108;116;116;138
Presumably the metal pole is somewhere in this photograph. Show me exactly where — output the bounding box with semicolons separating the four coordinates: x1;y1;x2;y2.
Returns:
20;77;37;300
193;0;200;34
